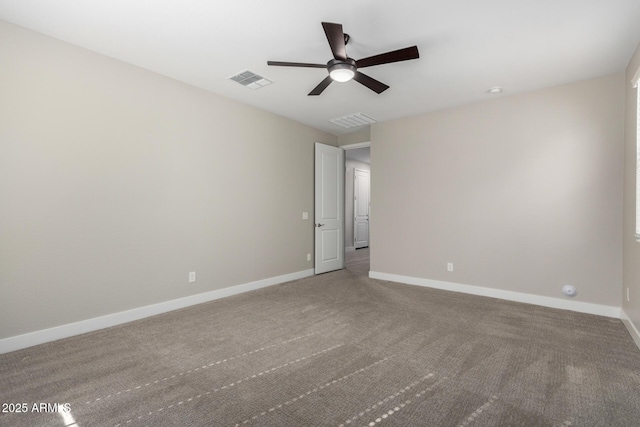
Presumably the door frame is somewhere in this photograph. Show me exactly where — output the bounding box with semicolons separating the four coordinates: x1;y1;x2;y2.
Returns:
342;141;371;252
341;141;371;151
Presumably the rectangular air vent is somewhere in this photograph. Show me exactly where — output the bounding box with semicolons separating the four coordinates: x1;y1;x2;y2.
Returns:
329;112;377;129
229;70;272;90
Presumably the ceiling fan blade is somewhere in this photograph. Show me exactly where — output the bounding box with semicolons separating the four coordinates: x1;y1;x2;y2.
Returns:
308;75;333;96
322;22;347;61
353;72;389;94
267;61;326;68
356;46;419;68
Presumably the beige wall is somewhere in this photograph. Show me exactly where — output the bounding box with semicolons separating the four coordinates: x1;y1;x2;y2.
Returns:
623;42;640;333
371;74;624;306
338;127;371;146
0;21;336;339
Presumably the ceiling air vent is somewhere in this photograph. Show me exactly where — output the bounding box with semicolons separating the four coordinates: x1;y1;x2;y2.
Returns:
329;112;377;129
229;70;272;90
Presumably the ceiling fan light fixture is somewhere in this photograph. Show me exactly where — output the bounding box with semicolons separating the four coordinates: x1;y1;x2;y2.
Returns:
330;67;355;82
328;59;357;82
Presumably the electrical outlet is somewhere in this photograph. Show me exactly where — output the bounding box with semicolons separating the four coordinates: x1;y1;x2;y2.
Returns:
628;287;631;302
189;272;196;283
302;212;309;220
447;263;453;272
307;253;311;261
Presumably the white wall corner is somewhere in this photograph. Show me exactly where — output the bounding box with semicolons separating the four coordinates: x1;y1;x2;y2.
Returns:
0;269;314;355
621;309;640;351
369;271;622;319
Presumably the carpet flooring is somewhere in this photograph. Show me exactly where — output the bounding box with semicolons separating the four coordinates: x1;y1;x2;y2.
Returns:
1;248;639;426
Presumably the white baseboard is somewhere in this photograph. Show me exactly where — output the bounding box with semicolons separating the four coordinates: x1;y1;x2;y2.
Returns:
369;271;621;319
345;246;356;252
621;309;640;351
0;269;314;355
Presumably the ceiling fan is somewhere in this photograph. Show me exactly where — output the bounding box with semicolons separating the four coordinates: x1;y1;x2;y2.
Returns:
267;22;419;96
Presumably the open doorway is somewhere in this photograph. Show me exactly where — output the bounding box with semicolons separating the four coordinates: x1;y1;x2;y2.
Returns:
342;142;370;275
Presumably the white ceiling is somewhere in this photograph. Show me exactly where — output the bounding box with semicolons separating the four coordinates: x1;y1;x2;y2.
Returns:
1;0;639;136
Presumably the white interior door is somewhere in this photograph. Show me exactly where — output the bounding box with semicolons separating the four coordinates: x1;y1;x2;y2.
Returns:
315;143;344;274
354;169;370;249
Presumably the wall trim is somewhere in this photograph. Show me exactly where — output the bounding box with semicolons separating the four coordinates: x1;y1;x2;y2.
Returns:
340;141;371;150
345;246;356;252
0;269;314;355
621;309;640;351
369;271;621;319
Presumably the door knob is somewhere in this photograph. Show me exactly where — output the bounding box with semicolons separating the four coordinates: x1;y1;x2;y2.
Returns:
316;223;325;227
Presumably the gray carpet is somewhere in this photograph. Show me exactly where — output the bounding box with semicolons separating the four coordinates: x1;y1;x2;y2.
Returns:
1;248;640;426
